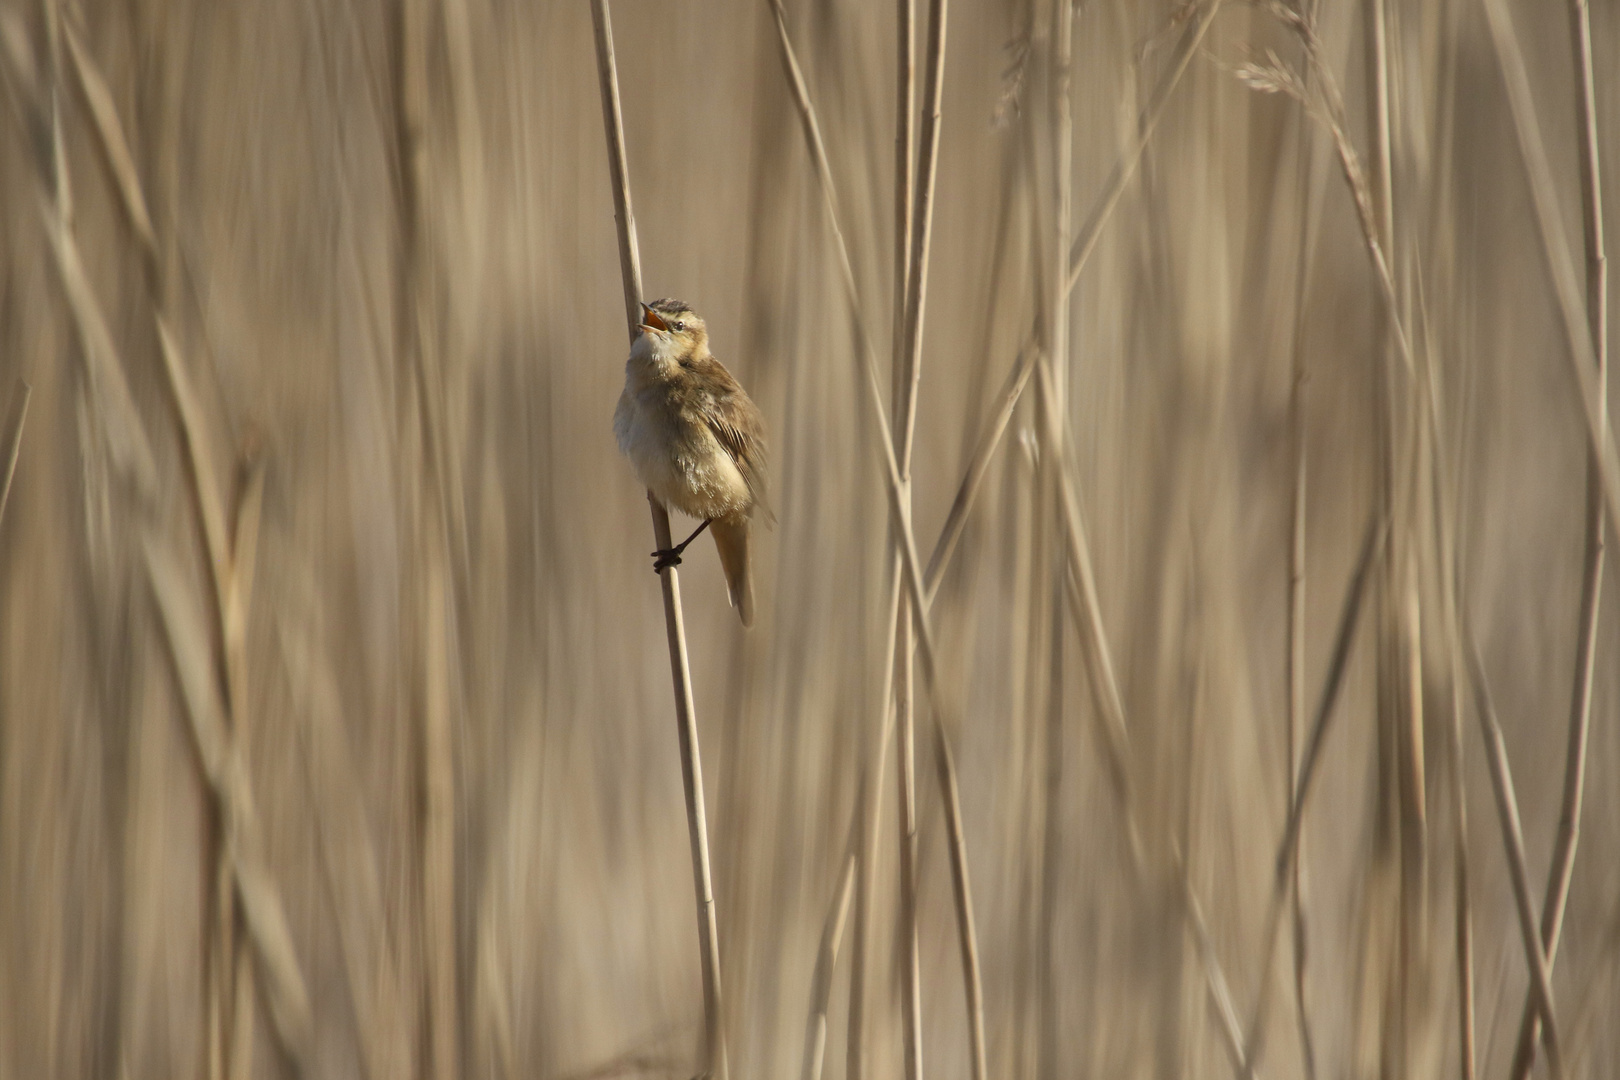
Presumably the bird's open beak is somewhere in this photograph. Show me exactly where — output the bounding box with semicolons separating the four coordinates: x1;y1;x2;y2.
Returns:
639;303;669;333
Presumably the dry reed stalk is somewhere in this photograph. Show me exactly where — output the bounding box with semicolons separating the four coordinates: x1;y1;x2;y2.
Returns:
1407;16;1477;1068
1035;555;1062;1080
441;0;485;332
1404;51;1479;1069
1245;20;1518;1077
1362;0;1393;265
145;538;314;1068
946;2;1245;1064
1463;642;1563;1080
1030;356;1133;854
895;586;921;1080
848;570;904;1080
873;25;1240;1025
1037;2;1073;1074
770;6;1257;1075
1502;3;1607;1077
1025;0;1228;878
1341;33;1406;1036
52;12;318;1074
0;382;30;533
890;0;922;1074
1005;401;1047;1080
1280;17;1333;1068
855;320;1030;1080
16;24;157;499
1226;512;1388;1079
1047;0;1071;411
767;9;987;1077
59;18;154;261
1447;679;1475;1080
420;548;459;1080
33;199;156;491
914;0;1220;613
836;188;1023;1080
799;838;856;1080
280;622;412;1080
392;1;461;1075
893;0;916;432
1241;10;1418;384
923;340;1038;603
153;197;264;1080
902;1;979;1075
224;456;264;1080
898;0;947;469
1474;0;1620;547
1064;0;1222;296
1031;359;1254;1078
1184;861;1253;1077
1274;515;1385;879
589;4;728;1077
1358;8;1428;1070
1230;32;1453;1070
1434;470;1476;1080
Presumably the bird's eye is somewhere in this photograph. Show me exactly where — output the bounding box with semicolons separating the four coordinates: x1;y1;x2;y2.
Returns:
672;321;685;332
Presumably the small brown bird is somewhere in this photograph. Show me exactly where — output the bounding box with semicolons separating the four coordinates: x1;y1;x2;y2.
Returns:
614;299;770;626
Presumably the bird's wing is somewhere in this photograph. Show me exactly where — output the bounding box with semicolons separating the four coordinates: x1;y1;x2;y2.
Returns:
699;359;774;522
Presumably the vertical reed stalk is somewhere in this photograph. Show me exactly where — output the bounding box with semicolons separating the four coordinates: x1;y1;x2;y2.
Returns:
894;601;920;1080
903;0;977;1075
393;1;460;1075
588;5;728;1077
800;836;857;1080
1038;2;1073;1077
1424;15;1474;1076
899;0;948;469
768;12;988;1077
892;0;916;426
1032;0;1228;886
848;571;902;1080
766;10;1231;1076
1463;644;1563;1080
1282;20;1330;1065
1447;665;1474;1080
1507;2;1606;1076
754;7;891;1068
890;0;922;1075
1435;441;1475;1080
1284;274;1312;1076
1479;0;1620;543
0;383;30;539
1361;3;1424;1070
52;9;315;1073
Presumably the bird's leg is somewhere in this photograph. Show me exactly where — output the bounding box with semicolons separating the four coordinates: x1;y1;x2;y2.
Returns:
652;518;712;572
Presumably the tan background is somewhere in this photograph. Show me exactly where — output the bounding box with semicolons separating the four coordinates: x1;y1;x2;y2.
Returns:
0;0;1615;1078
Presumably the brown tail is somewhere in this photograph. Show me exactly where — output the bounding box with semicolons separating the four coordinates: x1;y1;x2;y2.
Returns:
710;515;754;627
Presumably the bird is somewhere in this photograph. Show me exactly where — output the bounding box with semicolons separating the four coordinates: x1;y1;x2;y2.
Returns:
614;298;771;627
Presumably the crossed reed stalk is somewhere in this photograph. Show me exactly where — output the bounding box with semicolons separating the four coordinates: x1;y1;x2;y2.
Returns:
768;3;1271;1079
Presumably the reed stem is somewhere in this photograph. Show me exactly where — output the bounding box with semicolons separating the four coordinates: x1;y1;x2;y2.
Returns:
589;5;729;1076
1507;2;1607;1075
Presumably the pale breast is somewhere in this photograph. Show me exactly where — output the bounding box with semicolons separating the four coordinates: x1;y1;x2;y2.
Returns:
616;384;752;521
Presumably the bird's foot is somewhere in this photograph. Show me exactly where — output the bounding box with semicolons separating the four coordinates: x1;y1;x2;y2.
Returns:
649;518;713;574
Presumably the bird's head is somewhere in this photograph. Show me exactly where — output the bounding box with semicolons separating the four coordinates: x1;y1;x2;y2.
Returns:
637;298;709;360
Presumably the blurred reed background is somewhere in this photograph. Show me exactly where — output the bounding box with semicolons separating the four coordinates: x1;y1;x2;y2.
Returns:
0;0;1616;1078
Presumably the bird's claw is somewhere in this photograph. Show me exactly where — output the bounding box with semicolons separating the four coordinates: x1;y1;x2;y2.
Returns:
651;548;683;572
